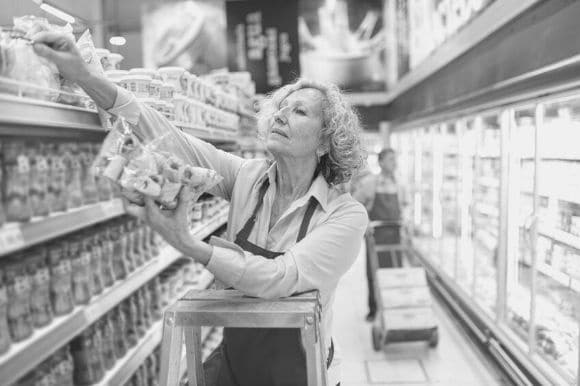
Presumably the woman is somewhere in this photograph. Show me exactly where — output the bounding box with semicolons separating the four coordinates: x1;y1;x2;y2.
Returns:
33;32;368;386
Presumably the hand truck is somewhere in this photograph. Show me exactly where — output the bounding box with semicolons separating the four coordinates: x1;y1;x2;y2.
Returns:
366;220;439;350
158;289;328;386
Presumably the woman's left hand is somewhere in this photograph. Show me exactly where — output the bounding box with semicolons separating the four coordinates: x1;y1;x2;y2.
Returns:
124;187;201;252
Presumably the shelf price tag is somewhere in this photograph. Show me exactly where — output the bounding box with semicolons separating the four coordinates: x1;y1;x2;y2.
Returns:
0;225;25;254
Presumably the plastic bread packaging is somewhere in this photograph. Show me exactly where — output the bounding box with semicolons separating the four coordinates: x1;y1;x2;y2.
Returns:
92;118;222;209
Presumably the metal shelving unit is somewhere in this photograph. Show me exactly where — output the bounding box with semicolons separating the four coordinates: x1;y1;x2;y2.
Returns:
0;199;125;257
95;270;216;386
0;211;228;386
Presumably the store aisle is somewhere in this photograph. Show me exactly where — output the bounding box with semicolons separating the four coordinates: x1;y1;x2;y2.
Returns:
333;246;510;386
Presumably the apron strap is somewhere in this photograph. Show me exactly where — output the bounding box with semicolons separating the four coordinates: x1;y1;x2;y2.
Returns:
297;197;318;242
236;179;270;241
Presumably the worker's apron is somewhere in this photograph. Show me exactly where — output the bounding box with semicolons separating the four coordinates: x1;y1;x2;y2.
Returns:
204;179;334;386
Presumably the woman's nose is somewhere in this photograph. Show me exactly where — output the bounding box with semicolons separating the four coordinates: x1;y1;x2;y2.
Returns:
273;106;290;125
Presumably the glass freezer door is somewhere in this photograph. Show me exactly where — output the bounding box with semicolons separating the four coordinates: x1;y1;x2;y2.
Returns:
533;98;580;383
471;114;501;317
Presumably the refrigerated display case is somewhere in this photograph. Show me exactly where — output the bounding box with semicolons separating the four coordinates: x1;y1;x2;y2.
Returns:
391;90;580;385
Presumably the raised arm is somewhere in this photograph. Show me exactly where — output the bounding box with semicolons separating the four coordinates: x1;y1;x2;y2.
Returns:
32;31;243;200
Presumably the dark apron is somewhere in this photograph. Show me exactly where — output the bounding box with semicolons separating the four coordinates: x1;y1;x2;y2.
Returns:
205;179;334;386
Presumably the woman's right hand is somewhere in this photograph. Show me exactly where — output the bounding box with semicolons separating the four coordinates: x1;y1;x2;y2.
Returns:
32;32;90;83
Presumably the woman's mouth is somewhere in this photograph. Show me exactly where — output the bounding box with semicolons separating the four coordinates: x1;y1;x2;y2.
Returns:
271;129;289;139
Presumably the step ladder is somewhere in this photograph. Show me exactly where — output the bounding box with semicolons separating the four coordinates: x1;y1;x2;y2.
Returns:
159;289;328;386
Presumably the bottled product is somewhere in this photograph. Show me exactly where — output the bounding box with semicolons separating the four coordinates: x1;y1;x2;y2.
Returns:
132;221;144;267
133;289;147;338
80;143;99;205
28;142;50;217
61;143;83;210
124;221;136;273
70;235;92;305
5;256;33;342
0;267;12;354
140;286;152;329
48;241;74;316
112;223;128;280
3;140;32;222
111;306;128;358
28;248;53;328
123;297;139;347
71;326;103;385
146;354;159;386
51;347;74;386
148;277;163;321
98;229;115;288
100;314;117;369
141;224;152;262
87;233;104;296
47;143;67;213
91;324;106;381
93;143;113;202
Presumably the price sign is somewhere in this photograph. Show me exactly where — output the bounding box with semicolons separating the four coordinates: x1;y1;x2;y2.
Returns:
0;225;25;254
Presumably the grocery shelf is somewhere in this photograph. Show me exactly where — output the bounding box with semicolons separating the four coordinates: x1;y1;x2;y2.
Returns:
178;123;238;145
0;93;104;138
0;212;227;385
345;91;391;106
96;271;215;386
0;247;181;385
0;199;125;257
378;0;540;106
537;224;580;251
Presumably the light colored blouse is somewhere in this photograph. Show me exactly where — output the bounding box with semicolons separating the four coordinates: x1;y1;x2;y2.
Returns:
109;87;369;384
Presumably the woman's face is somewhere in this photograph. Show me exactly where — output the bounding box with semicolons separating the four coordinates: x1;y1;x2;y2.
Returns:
266;88;325;159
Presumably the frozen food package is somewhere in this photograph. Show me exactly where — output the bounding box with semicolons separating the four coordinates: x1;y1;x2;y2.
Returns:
93;118;222;209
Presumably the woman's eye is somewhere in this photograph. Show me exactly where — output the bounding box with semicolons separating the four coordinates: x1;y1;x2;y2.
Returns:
294;108;306;116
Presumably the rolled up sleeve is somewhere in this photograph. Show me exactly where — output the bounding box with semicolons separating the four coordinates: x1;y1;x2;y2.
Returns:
106;86;244;201
206;202;369;299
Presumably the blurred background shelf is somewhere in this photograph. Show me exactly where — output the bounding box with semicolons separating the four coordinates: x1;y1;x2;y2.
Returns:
0;199;125;257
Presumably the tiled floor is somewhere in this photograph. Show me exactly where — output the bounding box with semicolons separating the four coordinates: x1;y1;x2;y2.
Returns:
333;246;511;386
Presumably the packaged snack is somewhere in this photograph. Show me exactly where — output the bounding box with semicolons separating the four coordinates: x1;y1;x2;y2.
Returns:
87;234;104;296
158;67;186;94
99;228;116;287
28;248;53;328
48;241;74;316
3;140;32;222
70;235;92;305
99;316;116;369
47;143;68;212
5;257;33;342
112;306;128;358
28;142;50;217
0;266;12;354
109;53;124;70
95;48;112;71
120;75;151;99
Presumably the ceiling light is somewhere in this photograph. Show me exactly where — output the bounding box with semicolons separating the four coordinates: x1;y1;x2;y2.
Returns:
38;2;76;24
109;36;127;46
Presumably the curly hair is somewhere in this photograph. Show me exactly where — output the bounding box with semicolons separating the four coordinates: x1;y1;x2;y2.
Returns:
257;78;367;185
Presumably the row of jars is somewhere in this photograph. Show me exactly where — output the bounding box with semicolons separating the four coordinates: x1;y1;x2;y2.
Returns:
0;139;117;225
0;216;162;355
189;197;228;229
105;68;240;132
12;256;206;386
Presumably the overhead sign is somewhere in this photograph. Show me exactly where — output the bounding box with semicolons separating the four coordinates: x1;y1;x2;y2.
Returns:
226;0;300;93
